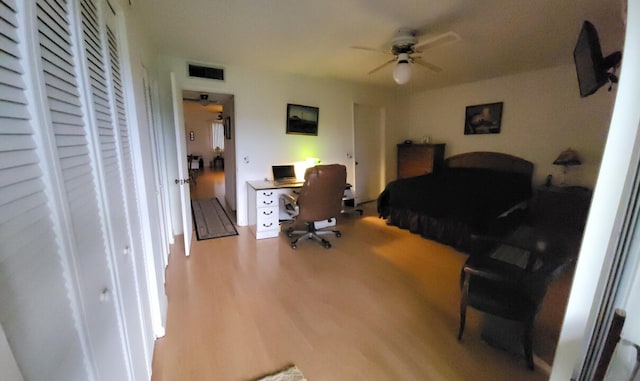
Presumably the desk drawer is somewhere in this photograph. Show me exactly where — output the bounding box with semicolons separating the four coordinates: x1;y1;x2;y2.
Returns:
281;188;301;197
256;190;278;207
256;206;279;231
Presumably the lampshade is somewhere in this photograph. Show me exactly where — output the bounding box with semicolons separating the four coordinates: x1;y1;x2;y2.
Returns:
393;55;412;85
553;148;582;166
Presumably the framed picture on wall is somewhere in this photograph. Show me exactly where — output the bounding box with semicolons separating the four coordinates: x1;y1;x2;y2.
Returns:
286;103;319;136
464;102;503;135
224;116;231;139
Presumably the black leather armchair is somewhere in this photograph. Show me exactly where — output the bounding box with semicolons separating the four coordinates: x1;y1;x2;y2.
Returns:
280;164;347;249
457;226;571;369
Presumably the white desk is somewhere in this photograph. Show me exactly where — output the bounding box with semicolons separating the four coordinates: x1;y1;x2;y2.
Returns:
247;180;302;239
247;180;340;240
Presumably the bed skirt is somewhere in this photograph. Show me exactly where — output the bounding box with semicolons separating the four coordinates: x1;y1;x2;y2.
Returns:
382;207;527;252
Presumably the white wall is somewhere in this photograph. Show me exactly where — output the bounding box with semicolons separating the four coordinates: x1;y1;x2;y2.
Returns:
404;64;616;187
155;57;405;230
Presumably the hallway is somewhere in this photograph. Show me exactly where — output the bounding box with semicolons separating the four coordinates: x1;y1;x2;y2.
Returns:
189;168;236;224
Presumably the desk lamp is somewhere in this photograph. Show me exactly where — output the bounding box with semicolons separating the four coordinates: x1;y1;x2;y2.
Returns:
294;158;321;181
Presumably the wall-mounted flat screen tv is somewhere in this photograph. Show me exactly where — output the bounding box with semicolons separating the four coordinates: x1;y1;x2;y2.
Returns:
573;20;622;98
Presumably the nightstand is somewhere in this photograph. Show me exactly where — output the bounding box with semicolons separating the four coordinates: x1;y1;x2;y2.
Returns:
531;185;592;234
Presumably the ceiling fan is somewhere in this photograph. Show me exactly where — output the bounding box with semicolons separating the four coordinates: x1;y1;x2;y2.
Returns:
352;28;461;84
183;93;215;106
183;93;224;115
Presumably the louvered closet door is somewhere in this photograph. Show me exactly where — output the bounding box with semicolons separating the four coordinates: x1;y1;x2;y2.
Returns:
36;0;129;379
79;0;150;378
0;0;88;380
107;27;155;376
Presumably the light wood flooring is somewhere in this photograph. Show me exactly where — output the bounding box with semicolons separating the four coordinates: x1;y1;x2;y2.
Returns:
151;170;572;380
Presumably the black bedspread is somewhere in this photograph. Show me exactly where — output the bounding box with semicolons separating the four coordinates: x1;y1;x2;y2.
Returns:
377;167;532;249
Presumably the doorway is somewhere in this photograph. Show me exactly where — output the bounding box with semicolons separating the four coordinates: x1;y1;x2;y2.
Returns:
181;90;236;222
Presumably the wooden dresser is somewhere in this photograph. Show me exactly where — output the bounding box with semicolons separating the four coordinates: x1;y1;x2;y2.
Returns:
397;143;445;179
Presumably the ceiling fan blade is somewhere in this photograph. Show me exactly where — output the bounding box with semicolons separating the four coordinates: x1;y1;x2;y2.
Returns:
414;31;460;52
368;58;396;75
413;58;443;73
351;46;389;54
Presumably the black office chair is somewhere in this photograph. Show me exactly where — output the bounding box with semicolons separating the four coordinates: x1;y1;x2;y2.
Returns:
458;226;571;369
280;164;347;249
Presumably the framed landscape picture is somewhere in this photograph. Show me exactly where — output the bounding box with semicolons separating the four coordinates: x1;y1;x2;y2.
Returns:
286;103;319;136
464;102;503;135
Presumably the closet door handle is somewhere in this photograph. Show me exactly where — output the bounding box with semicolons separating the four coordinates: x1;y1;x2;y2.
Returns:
99;288;110;303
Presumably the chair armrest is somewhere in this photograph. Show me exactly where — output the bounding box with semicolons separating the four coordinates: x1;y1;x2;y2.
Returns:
279;193;299;216
463;265;519;284
280;193;297;204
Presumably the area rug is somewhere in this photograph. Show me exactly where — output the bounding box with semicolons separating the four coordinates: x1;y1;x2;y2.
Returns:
254;365;307;381
191;198;238;240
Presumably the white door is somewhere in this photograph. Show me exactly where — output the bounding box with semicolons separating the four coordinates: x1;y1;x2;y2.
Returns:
353;103;384;204
141;71;169;334
170;73;193;256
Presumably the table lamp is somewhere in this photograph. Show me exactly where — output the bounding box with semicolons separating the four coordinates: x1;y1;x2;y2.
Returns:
553;148;581;184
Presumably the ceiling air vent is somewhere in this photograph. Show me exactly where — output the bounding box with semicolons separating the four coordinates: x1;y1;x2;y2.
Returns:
188;64;224;81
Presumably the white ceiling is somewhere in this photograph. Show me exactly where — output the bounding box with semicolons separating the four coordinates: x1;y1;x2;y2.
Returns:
132;0;626;90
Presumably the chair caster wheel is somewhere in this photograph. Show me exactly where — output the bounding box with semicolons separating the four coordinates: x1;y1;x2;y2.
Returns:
287;232;293;237
335;232;342;238
291;243;297;249
323;241;331;249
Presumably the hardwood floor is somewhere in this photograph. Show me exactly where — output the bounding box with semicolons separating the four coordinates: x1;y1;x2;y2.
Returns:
151;170;569;380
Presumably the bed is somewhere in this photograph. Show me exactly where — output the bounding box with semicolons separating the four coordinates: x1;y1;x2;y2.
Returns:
377;152;534;250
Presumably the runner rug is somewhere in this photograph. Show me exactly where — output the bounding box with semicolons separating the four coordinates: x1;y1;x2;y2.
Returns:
191;198;238;240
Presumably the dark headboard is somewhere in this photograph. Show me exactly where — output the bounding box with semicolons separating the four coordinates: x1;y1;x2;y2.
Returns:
445;151;534;178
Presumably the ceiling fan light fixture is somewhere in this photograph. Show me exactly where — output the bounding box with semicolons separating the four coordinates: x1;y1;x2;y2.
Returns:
199;93;209;106
393;60;411;85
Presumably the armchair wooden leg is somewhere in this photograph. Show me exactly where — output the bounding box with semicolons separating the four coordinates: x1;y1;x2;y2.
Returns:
458;307;466;341
458;271;471;341
523;318;535;370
